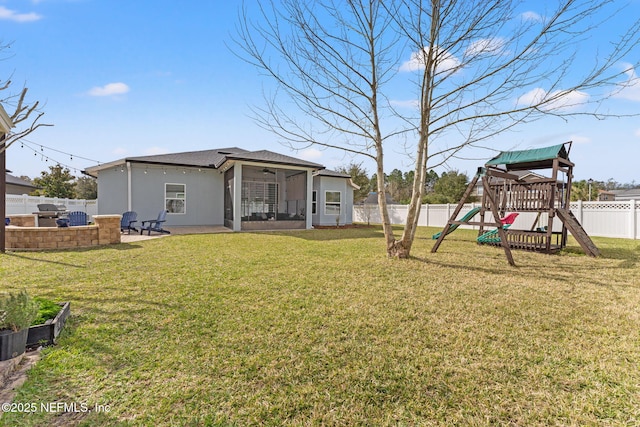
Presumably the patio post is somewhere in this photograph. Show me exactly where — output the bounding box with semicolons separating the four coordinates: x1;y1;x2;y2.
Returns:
0;104;14;253
1;134;5;252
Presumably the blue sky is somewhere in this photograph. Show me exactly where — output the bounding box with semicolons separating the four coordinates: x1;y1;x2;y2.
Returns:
2;0;640;184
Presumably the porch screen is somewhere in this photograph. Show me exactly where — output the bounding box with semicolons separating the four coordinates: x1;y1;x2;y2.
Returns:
241;181;278;218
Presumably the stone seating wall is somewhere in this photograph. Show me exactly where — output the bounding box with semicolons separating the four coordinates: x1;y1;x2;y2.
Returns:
5;214;121;250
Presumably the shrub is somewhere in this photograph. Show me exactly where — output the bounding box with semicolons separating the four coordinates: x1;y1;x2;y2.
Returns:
0;290;39;332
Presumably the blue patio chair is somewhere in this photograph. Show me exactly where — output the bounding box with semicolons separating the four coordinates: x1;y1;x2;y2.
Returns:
139;210;170;235
67;211;88;226
120;211;138;234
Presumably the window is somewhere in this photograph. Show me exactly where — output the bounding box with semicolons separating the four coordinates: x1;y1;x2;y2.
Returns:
325;191;341;215
312;191;317;215
165;183;186;214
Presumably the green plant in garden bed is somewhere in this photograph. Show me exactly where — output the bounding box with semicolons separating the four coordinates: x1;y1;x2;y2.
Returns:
31;297;62;326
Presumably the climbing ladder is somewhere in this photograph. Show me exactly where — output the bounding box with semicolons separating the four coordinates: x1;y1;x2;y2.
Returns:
556;209;600;257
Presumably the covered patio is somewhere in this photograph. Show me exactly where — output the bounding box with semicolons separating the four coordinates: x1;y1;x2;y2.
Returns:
223;163;313;231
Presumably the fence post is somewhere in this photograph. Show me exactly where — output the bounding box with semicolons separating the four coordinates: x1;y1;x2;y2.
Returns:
425;204;429;227
577;200;583;225
631;200;637;240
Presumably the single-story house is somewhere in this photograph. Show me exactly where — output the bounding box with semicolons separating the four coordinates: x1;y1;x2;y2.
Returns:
5;171;39;195
84;147;358;231
609;188;640;201
473;170;546;198
362;191;396;205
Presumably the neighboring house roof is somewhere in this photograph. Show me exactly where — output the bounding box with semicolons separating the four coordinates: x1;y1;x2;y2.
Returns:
610;189;640;200
484;169;546;184
363;192;395;204
5;172;39;193
84;147;325;177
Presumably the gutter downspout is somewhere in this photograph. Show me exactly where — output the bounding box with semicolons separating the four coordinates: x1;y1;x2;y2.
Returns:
127;161;132;212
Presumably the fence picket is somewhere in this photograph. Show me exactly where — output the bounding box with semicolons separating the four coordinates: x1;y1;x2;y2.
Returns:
353;200;638;240
5;194;98;218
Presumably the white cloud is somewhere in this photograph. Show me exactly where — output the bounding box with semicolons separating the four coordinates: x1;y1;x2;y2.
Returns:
634;128;640;138
399;46;461;74
516;87;589;111
390;99;420;109
112;147;128;156
612;64;640;102
465;38;507;56
88;82;130;97
298;148;323;161
568;134;591;144
521;11;542;22
0;6;42;22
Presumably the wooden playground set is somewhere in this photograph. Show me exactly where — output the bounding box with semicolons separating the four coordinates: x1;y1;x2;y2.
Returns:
431;142;599;266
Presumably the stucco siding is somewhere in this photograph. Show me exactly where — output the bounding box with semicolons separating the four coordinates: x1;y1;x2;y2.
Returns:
96;168;129;215
312;176;353;226
97;164;224;226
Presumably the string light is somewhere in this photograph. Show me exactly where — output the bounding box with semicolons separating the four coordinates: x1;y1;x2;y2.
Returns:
15;139;103;175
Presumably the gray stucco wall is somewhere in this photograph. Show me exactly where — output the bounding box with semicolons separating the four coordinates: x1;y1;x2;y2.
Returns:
97;163;224;226
312;176;354;226
96;168;129;215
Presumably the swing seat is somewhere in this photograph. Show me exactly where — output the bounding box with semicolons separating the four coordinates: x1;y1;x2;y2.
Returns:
500;212;519;225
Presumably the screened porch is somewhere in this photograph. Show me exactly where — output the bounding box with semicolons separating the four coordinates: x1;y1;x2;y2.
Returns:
224;165;309;231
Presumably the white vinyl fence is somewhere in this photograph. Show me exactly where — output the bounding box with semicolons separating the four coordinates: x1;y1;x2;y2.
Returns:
354;200;640;240
6;194;98;219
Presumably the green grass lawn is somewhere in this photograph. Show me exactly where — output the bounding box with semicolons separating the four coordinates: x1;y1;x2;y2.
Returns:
1;226;639;426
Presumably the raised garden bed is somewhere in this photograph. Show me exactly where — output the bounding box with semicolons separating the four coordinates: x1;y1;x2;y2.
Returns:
27;302;71;347
0;329;29;361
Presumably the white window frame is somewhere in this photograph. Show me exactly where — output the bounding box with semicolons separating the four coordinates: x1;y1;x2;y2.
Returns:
165;183;186;214
324;190;341;215
312;190;317;215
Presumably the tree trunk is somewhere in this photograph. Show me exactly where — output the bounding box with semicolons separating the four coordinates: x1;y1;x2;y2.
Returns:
376;149;397;255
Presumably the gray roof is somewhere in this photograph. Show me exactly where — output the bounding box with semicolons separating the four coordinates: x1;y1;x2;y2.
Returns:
363;192;395;204
84;147;324;176
122;147;248;169
314;169;351;178
610;189;640;200
224;150;324;169
6;173;38;189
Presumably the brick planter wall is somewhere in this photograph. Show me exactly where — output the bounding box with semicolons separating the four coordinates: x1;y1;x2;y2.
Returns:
6;214;37;227
5;214;121;250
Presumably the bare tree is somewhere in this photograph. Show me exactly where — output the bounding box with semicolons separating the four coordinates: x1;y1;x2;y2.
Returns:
236;0;640;258
0;85;50;154
1;41;51;252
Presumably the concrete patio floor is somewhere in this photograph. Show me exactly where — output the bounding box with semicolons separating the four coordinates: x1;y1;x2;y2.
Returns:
120;225;232;243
